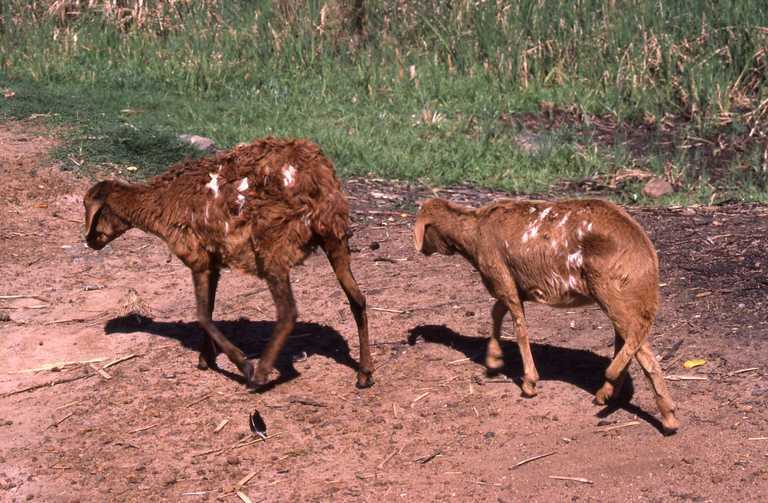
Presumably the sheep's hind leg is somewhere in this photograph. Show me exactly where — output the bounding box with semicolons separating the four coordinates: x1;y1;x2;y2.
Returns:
595;321;641;405
193;270;248;378
197;267;221;370
635;341;679;434
323;237;374;389
247;271;297;389
486;300;507;374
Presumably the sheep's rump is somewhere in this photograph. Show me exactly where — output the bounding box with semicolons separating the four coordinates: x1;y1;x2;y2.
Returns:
152;138;350;272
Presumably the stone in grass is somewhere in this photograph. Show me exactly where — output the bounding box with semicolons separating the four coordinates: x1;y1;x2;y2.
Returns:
178;134;217;153
642;177;674;198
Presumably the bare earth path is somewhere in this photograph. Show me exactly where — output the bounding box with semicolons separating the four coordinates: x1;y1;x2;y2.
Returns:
0;121;766;502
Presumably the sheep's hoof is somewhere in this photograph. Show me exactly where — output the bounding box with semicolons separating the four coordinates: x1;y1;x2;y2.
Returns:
356;371;374;389
485;356;504;374
594;383;614;405
521;380;538;398
197;354;218;371
661;414;680;435
243;360;269;390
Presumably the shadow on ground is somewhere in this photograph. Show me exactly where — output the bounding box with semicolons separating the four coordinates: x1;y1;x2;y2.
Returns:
409;324;667;433
104;315;359;390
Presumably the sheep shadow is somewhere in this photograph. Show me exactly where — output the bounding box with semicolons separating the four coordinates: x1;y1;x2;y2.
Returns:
408;324;666;433
104;315;359;391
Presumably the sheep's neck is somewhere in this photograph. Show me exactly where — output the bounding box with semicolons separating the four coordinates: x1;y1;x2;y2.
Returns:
439;217;478;261
108;183;178;242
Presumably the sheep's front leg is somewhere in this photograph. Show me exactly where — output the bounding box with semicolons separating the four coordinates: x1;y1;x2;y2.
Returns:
192;270;248;377
197;267;221;370
323;237;374;388
481;269;539;397
508;302;538;397
247;271;297;388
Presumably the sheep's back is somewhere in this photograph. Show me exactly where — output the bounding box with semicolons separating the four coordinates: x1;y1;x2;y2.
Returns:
150;138;349;271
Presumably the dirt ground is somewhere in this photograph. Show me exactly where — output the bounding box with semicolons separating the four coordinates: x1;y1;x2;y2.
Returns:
1;120;767;503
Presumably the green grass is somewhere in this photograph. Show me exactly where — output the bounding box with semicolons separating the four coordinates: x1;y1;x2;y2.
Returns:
1;0;766;203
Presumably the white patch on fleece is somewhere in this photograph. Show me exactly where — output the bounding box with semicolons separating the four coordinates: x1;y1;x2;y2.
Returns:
205;202;210;224
577;220;593;240
522;206;552;243
282;164;297;187
557;213;570;227
236;177;249;213
528;206;537;214
224;222;230;234
567;249;583;269
205;173;220;197
302;212;312;229
522;224;539;243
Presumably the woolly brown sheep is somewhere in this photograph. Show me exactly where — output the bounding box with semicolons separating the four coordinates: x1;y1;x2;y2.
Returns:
414;198;678;434
84;138;374;390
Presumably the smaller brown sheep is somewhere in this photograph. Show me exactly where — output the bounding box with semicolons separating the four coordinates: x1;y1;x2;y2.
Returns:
414;198;678;434
83;138;373;390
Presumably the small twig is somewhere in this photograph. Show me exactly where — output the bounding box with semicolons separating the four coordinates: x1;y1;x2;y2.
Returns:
414;450;442;464
448;357;470;365
0;294;48;302
378;447;402;469
102;353;141;370
0;304;47;310
55;400;82;410
8;357;108;374
214;419;229;434
191;433;280;458
47;411;75;429
549;475;593;484
0;372;95;398
473;480;502;487
89;363;112;380
289;397;327;408
411;391;430;407
180;492;209;497
370;306;407;314
665;375;708;381
729;367;759;376
128;423;160;434
185;394;211;408
595;421;641;433
748;437;768;441
236;471;258;489
45;311;108;325
513;451;557;469
236;491;253;503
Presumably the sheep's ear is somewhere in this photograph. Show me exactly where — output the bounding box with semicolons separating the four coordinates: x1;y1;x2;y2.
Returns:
84;199;104;237
413;219;427;252
84;181;109;237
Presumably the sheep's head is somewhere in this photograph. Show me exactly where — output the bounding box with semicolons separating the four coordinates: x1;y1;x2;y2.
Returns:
83;181;131;250
413;199;456;256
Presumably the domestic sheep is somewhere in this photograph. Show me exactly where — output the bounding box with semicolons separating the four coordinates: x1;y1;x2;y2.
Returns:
84;138;374;390
414;197;678;434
